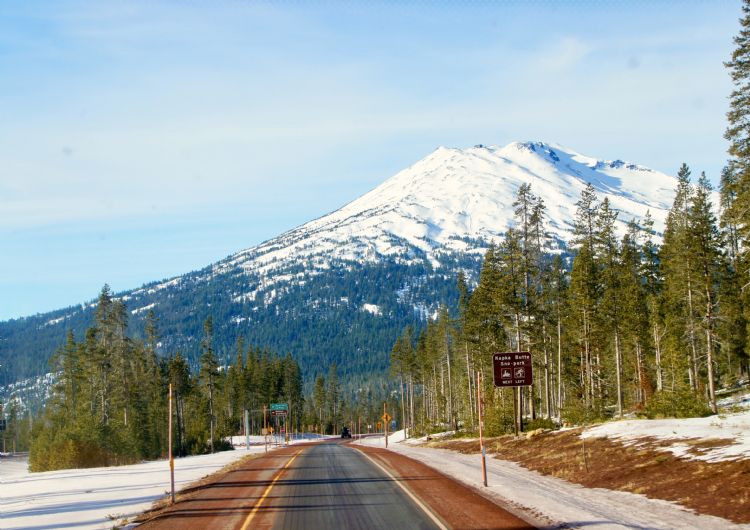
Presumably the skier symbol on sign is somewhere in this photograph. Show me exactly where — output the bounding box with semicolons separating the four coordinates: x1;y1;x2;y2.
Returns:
514;367;525;378
501;369;512;379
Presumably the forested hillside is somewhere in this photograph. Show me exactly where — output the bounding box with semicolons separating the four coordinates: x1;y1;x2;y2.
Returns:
0;256;471;390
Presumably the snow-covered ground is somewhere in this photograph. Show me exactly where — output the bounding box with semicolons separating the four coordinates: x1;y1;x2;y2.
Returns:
0;436;322;530
581;409;750;462
357;422;750;530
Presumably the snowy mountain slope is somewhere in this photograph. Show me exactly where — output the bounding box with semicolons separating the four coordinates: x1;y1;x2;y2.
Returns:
179;140;679;310
1;141;685;386
215;141;674;278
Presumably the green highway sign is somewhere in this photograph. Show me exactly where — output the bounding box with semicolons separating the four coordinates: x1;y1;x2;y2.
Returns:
270;403;288;412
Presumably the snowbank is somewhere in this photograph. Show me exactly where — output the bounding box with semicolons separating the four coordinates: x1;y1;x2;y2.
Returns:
357;429;408;447
228;432;329;447
0;432;330;530
582;409;750;462
1;448;262;530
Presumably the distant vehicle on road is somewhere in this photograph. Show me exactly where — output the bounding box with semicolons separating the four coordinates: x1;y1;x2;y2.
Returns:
341;427;352;438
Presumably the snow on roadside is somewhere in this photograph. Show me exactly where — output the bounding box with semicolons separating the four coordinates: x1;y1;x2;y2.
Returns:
227;432;329;446
581;409;750;462
357;434;749;529
1;448;262;530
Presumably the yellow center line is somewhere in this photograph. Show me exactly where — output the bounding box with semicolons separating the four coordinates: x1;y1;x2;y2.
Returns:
240;448;304;530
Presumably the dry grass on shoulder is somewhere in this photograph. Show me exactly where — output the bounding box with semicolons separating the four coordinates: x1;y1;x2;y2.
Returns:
432;430;750;524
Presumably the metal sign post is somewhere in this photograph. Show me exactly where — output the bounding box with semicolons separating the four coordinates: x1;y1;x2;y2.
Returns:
168;383;175;505
263;405;268;453
383;403;389;448
244;410;250;450
477;371;487;487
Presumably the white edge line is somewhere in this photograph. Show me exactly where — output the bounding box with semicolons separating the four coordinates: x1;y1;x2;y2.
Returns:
353;446;449;530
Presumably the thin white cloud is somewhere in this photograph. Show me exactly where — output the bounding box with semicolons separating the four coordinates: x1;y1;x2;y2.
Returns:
534;37;593;72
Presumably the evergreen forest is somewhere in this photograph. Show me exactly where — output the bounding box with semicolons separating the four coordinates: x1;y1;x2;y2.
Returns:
390;167;749;436
27;287;306;471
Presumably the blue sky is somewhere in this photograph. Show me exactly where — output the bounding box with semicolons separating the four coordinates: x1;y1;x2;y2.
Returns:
0;0;742;320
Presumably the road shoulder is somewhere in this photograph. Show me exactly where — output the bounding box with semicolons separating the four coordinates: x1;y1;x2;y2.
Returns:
353;442;536;530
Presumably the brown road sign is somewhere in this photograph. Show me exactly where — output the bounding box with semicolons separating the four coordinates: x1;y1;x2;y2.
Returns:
271;410;288;417
493;352;533;387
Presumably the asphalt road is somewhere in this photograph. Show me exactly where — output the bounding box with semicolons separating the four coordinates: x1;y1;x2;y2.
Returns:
255;441;442;529
137;441;534;529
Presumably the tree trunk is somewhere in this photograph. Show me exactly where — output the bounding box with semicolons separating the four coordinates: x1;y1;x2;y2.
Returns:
465;343;474;428
614;330;623;418
653;323;663;392
706;297;717;413
557;314;563;417
686;271;698;391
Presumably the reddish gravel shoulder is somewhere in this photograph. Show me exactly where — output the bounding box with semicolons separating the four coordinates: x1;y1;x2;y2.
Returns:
133;445;303;529
355;443;535;530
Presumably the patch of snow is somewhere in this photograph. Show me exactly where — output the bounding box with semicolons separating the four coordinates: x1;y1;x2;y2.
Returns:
43;315;68;327
581;410;750;462
2;448;268;529
130;303;155;315
361;303;381;316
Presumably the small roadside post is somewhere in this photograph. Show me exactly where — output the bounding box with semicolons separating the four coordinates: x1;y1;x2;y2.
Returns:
168;383;175;505
263;405;268;453
384;403;388;448
477;371;487;487
382;404;392;449
244;410;250;450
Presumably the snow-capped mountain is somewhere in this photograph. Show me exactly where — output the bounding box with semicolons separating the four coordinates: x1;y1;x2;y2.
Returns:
204;141;674;295
0;141;680;387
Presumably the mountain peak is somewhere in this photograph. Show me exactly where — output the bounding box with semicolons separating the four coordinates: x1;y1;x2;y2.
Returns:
213;141;678;283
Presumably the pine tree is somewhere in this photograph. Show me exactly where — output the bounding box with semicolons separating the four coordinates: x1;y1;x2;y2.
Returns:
327;363;340;434
661;164;700;393
724;0;750;250
719;166;750;381
688;173;723;412
313;374;326;434
596;198;624;417
725;1;750;379
456;273;475;427
620;220;654;409
169;352;191;457
569;186;601;412
546;254;568;417
199;316;219;453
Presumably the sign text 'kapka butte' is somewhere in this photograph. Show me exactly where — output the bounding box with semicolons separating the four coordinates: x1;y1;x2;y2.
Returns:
493;352;533;387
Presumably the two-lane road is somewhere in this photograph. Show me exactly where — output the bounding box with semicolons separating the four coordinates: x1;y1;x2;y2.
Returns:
138;441;534;529
246;442;442;529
